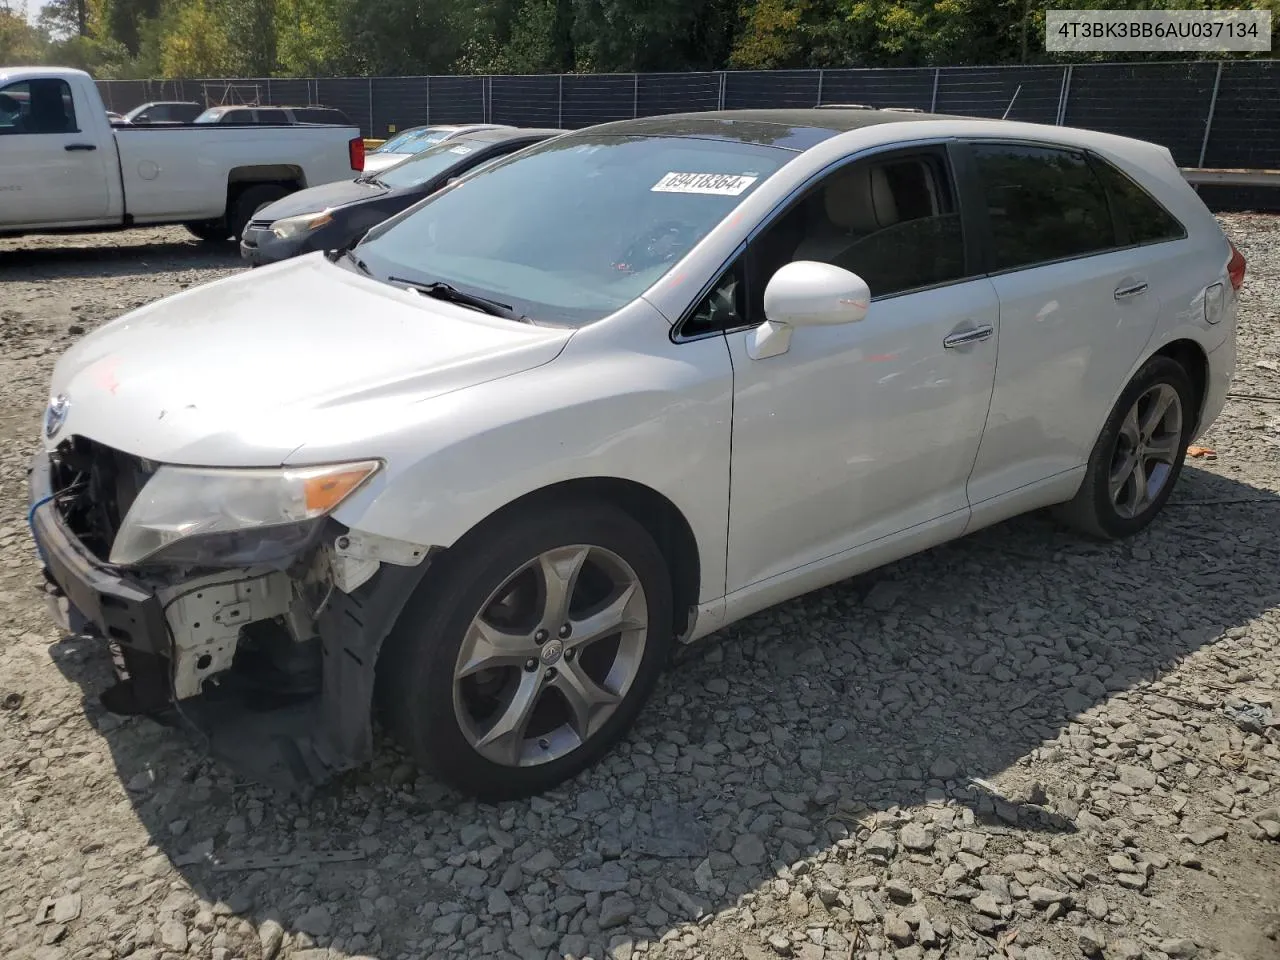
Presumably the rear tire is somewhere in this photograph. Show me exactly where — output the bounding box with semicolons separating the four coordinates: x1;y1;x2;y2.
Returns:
184;220;231;243
227;184;290;242
1054;355;1195;540
377;501;674;801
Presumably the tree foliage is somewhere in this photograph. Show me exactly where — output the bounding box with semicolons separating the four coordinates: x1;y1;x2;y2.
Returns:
4;0;1276;78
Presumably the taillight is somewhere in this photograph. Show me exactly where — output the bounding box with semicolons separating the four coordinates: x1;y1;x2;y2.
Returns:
348;136;365;172
1227;241;1246;291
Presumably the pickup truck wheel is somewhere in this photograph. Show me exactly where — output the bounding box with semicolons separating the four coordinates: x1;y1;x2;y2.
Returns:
184;220;232;243
378;502;674;800
227;184;290;242
1054;355;1194;540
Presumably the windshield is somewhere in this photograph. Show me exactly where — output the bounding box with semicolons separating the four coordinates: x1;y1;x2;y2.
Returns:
377;126;453;154
378;139;488;189
356;134;788;326
193;108;225;123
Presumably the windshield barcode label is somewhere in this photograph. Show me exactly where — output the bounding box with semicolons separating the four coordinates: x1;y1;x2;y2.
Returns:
652;172;759;196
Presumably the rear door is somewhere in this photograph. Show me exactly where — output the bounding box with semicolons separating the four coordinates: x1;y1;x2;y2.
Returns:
0;77;112;227
962;140;1163;505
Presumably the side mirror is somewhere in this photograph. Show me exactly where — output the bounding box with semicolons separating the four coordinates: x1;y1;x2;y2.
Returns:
749;261;870;359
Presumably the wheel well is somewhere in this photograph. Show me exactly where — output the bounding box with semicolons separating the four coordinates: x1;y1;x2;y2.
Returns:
460;478;702;639
228;164;304;189
1154;338;1209;427
225;167;304;216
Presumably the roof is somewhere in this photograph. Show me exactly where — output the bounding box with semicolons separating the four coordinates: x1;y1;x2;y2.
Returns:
0;66;92;84
577;108;957;151
456;127;567;143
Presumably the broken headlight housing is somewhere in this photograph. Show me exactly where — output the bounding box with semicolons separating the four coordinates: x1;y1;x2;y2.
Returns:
109;460;381;567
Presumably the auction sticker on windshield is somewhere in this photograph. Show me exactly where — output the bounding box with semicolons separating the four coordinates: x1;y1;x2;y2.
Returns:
652;172;759;195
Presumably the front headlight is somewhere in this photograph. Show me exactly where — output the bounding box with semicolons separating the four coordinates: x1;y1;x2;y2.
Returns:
270;211;334;240
110;460;380;567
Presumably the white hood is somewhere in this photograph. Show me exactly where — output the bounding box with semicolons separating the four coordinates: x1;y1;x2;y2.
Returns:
45;254;572;466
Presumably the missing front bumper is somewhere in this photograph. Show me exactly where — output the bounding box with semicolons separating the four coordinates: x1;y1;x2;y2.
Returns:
28;451;435;791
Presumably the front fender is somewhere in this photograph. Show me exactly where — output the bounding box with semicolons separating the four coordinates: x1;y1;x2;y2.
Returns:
320;314;734;604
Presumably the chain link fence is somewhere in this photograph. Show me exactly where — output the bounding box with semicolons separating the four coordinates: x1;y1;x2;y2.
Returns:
95;60;1280;170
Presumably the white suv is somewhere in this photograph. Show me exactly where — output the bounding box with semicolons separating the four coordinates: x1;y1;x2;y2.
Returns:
30;108;1241;798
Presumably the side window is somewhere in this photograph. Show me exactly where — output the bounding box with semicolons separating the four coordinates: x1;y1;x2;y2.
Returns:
1089;155;1186;246
0;79;77;135
971;142;1115;271
750;150;967;316
222;110;251;124
681;260;747;339
256;109;288;124
676;149;970;338
307;109;350;125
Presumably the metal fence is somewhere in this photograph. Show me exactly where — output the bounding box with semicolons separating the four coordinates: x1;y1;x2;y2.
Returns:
95;60;1280;170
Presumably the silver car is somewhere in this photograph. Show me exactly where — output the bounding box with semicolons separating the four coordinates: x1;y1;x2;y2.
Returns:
362;123;514;173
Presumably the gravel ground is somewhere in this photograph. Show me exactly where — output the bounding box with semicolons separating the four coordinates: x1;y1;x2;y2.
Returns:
1;222;1279;960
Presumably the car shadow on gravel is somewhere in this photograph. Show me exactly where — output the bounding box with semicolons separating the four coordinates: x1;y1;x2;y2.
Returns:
0;239;240;279
42;463;1280;958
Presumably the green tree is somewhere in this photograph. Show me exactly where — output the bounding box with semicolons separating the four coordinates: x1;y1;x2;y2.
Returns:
0;2;49;62
276;0;348;74
222;0;277;74
730;0;807;68
37;0;89;37
571;0;737;71
159;0;233;76
341;0;465;74
105;0;162;56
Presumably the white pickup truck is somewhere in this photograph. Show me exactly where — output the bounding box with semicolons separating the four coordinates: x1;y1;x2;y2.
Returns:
0;66;365;242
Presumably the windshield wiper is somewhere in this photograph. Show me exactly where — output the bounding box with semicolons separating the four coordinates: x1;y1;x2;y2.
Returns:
335;248;372;273
356;174;388;188
389;276;531;323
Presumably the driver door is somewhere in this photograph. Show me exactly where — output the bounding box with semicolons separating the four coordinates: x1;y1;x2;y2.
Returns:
0;77;111;227
716;145;1000;592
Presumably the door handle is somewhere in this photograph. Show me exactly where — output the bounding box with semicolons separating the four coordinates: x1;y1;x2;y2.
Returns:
1114;281;1148;300
943;325;994;349
64;143;97;151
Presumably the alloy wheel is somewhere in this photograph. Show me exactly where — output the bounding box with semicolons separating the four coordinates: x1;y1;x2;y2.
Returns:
451;544;648;767
1108;382;1183;519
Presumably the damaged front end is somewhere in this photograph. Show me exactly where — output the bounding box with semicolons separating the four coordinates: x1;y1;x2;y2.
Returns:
29;438;433;791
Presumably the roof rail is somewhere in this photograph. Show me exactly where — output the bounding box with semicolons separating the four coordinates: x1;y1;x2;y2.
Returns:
814;103;877;111
881;106;925;113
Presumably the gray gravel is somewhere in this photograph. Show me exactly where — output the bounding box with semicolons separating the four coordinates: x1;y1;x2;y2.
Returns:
1;221;1279;960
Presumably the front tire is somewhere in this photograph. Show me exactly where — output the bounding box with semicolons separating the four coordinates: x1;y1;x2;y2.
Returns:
1055;355;1195;539
227;184;290;242
378;502;674;800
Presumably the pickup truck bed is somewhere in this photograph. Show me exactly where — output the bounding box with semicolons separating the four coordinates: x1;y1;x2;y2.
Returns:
1;66;365;241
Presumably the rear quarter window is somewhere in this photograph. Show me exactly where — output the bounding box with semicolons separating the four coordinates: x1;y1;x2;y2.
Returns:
1089;156;1187;246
